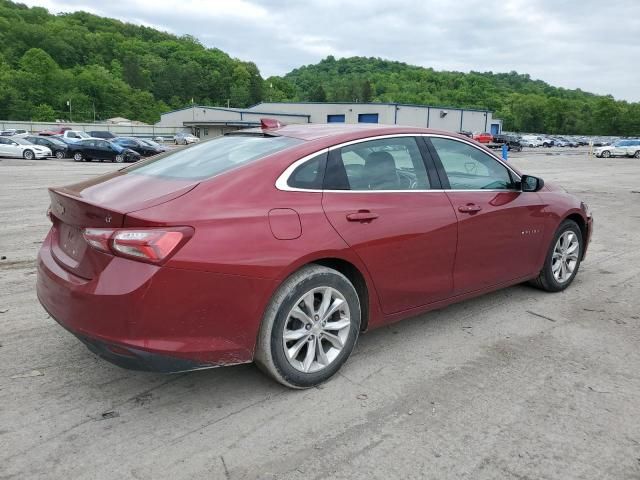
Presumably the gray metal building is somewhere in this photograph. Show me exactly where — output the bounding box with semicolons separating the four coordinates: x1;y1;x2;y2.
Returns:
157;102;502;139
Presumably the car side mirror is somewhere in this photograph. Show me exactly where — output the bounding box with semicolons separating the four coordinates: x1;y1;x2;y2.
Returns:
521;174;545;192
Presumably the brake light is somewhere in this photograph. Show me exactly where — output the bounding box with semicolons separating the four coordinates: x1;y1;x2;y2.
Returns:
83;228;113;253
82;227;192;264
260;118;282;129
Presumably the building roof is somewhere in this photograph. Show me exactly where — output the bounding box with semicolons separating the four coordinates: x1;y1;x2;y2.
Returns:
248;101;492;114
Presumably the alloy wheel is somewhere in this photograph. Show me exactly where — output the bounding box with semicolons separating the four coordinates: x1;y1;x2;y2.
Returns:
55;151;64;159
283;287;351;373
551;231;580;283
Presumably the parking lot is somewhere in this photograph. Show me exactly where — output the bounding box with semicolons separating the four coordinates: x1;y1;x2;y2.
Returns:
1;147;639;479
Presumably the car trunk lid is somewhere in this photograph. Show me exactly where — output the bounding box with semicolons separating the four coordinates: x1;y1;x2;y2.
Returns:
48;171;198;279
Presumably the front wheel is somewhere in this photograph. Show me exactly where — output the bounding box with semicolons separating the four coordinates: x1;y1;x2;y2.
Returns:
55;150;65;159
530;220;583;292
114;154;124;163
634;151;640;159
255;265;361;389
602;150;611;158
23;149;35;160
73;152;83;162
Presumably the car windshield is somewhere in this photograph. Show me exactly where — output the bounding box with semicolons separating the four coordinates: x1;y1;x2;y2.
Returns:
72;131;90;139
140;139;159;147
13;138;32;145
127;135;302;180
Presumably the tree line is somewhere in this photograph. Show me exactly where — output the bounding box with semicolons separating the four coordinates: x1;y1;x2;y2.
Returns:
0;0;638;135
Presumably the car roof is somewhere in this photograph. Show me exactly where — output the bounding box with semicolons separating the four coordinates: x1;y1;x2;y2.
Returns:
237;123;470;144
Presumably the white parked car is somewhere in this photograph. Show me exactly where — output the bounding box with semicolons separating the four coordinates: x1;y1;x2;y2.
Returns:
174;132;200;145
0;129;29;138
59;130;91;142
0;137;51;159
520;135;544;147
594;139;640;158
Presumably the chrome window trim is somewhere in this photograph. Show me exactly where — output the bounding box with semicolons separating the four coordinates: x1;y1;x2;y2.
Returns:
275;133;521;193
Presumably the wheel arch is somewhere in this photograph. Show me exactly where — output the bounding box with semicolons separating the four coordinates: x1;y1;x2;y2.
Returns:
563;212;588;259
274;252;381;332
312;258;371;331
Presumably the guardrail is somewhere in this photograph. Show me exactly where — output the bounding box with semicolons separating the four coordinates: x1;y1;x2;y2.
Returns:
0;120;186;139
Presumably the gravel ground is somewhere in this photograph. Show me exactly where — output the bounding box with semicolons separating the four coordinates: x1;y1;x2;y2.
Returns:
0;147;639;480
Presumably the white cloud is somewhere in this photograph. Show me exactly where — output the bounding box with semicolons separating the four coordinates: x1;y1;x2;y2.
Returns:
18;0;640;101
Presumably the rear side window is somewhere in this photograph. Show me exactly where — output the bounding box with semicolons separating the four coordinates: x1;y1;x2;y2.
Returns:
127;135;302;180
287;152;326;189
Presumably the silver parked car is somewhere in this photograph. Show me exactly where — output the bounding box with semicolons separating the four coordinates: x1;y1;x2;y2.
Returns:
595;139;640;158
173;132;200;145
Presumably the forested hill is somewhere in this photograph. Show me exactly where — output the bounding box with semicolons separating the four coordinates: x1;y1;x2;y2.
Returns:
0;0;263;123
0;1;638;135
273;56;640;136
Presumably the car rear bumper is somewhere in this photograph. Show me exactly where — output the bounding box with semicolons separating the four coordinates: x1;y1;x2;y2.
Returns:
36;230;275;372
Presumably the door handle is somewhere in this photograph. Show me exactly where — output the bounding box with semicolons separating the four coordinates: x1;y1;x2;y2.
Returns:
346;211;379;222
458;203;482;213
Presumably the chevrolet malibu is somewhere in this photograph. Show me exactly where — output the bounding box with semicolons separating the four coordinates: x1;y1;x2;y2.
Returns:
37;122;593;388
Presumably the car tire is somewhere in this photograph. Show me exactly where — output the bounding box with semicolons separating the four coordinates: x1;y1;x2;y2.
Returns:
602;150;611;158
529;219;583;293
73;152;83;162
55;150;65;159
634;151;640;159
255;264;361;389
114;154;124;163
23;149;35;160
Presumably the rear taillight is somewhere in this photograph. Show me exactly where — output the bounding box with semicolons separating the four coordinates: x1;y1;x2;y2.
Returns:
82;227;192;264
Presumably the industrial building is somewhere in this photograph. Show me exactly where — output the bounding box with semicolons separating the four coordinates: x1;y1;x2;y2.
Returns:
156;102;502;140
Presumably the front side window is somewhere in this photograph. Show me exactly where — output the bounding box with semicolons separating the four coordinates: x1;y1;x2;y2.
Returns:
430;137;515;190
324;137;430;191
127;134;302;180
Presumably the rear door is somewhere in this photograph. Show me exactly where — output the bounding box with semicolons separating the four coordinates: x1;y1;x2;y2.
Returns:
427;136;546;294
321;136;458;314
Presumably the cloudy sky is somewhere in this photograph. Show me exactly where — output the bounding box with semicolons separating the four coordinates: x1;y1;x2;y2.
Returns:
21;0;640;101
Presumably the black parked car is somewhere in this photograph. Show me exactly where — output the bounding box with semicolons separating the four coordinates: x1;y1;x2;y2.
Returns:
112;137;163;157
65;138;140;163
492;134;523;152
24;135;69;159
87;130;117;140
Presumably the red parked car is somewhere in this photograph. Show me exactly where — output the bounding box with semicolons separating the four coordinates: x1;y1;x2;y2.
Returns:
473;132;494;143
37;122;593;388
39;126;71;136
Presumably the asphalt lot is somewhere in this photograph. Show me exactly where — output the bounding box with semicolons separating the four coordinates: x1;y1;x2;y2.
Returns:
1;147;639;479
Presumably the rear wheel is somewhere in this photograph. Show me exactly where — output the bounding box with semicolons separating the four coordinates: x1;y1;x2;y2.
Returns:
530;220;583;292
634;151;640;159
23;149;35;160
73;152;83;162
255;265;361;389
55;150;65;159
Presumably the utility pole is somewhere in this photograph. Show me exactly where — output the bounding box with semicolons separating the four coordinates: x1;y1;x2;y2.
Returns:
226;99;230;109
67;99;72;122
92;102;96;123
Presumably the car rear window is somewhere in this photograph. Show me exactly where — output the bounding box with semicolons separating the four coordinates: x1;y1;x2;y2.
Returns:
126;135;302;180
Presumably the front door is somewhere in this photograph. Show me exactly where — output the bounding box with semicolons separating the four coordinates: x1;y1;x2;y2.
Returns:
321;136;458;314
428;136;546;294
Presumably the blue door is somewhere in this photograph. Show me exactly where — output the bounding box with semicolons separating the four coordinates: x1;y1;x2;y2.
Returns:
358;113;379;123
327;114;345;123
490;123;500;135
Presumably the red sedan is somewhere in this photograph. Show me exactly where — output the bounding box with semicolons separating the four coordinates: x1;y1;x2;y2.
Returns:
473;132;494;143
37;122;593;388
